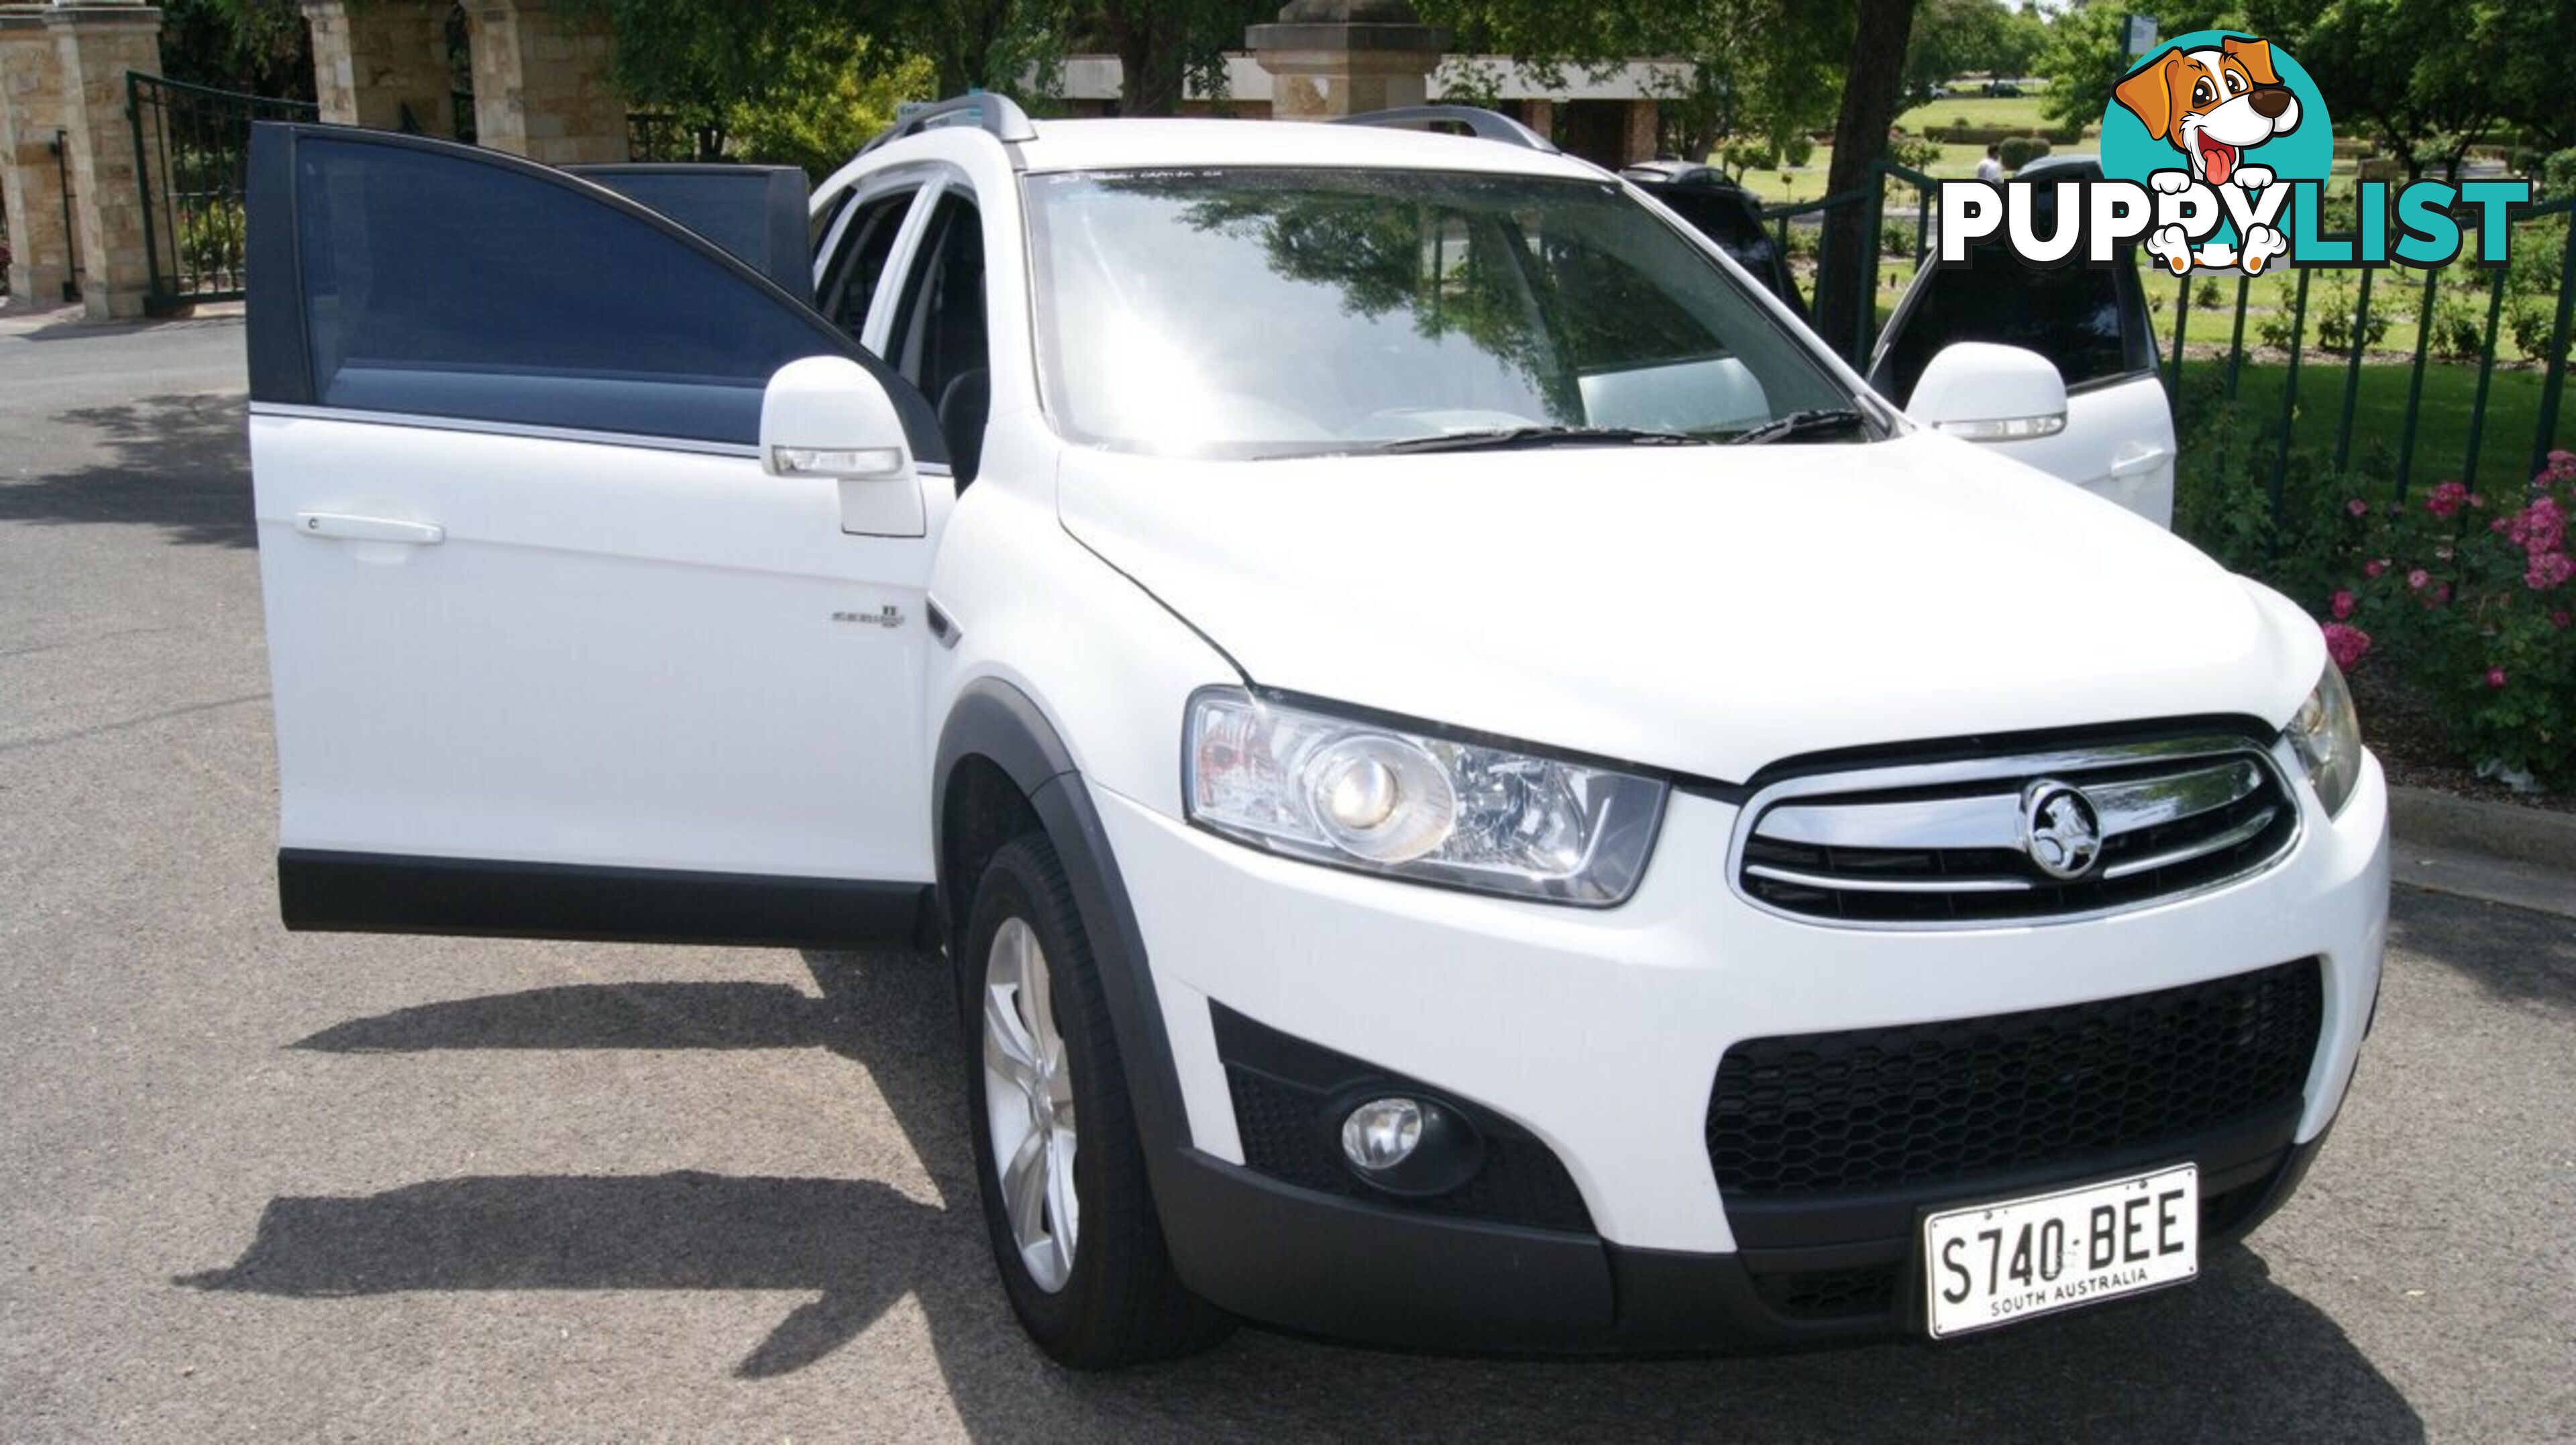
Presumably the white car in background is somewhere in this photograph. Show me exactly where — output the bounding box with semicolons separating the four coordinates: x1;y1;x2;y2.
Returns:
243;97;2386;1367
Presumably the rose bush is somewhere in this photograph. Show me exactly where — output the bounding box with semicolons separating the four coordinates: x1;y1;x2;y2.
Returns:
2323;453;2576;791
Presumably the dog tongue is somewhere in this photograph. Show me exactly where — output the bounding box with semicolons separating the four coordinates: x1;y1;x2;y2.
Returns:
2202;138;2236;185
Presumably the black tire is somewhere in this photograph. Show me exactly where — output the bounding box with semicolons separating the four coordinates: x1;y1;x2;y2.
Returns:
959;832;1233;1368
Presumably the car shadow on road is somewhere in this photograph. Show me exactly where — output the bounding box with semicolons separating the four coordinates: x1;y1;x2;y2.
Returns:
0;393;253;548
2390;887;2576;1017
184;949;2425;1442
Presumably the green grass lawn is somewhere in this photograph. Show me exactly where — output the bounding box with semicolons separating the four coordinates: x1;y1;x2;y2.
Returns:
2176;356;2566;490
1894;93;2062;133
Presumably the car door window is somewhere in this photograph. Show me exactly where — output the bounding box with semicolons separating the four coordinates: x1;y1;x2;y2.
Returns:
277;130;938;453
819;186;919;345
1874;252;2147;406
888;191;990;481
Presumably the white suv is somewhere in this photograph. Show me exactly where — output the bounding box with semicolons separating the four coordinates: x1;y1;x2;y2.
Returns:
243;98;2388;1366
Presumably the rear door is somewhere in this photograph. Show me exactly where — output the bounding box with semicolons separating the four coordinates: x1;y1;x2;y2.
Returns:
1869;208;2176;526
246;125;952;945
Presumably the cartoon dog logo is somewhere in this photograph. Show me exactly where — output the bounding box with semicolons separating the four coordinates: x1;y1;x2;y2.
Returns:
2113;36;2301;275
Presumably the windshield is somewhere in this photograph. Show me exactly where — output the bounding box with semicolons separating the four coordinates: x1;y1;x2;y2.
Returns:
1022;168;1858;458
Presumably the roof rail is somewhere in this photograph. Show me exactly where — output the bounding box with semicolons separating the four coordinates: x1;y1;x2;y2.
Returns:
858;92;1038;156
1332;105;1560;154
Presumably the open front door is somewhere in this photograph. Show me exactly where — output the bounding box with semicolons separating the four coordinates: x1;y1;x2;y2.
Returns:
1868;172;2177;527
245;125;951;946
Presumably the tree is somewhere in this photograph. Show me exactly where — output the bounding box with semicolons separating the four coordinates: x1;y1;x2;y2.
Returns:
1420;0;1847;168
166;0;314;99
1811;0;1919;362
1900;0;2045;107
1085;0;1275;115
2035;0;2241;131
2243;0;2576;176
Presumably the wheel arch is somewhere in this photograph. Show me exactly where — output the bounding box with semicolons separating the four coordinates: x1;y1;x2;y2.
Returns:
934;679;1193;1166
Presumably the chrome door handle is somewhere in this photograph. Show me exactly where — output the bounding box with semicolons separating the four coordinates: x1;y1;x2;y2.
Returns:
2108;447;2171;479
294;512;445;545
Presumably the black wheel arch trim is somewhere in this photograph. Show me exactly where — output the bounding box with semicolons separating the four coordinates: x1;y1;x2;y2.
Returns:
934;680;1197;1175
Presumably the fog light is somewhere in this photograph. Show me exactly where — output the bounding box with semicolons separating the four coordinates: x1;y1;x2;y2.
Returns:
1340;1097;1424;1173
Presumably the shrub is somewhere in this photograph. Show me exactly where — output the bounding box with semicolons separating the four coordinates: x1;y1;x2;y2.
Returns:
1880;219;1919;257
2426;290;2487;363
2322;460;2576;790
2255;303;2306;354
177;202;246;281
1887;134;1943;173
2195;278;2224;310
2510;298;2570;364
1997;135;2047;170
2313;278;2390;354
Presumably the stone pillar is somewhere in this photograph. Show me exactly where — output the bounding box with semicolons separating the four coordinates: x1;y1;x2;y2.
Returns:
1519;99;1554;144
303;0;453;136
1621;98;1657;166
46;0;160;319
1248;0;1447;120
1;5;73;303
461;0;622;164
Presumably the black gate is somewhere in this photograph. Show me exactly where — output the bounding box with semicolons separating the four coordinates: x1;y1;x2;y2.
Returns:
127;72;317;313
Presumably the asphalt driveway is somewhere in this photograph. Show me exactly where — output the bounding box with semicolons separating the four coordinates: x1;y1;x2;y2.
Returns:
3;311;2571;1442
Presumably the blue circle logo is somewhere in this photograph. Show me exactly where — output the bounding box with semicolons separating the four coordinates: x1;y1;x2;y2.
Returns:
2101;32;2332;273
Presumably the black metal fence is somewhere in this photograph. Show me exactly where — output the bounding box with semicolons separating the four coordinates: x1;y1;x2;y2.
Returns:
126;72;318;313
1762;161;2574;509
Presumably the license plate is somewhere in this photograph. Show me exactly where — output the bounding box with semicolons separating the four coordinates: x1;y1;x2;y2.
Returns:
1922;1164;2198;1338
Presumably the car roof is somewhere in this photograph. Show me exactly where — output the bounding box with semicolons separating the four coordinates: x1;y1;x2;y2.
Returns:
1004;117;1609;180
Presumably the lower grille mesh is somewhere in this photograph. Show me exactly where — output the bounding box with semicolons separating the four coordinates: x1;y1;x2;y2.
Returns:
1707;960;2322;1198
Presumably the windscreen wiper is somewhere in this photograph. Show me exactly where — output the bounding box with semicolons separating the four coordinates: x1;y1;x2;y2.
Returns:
1373;425;1717;454
1723;409;1874;445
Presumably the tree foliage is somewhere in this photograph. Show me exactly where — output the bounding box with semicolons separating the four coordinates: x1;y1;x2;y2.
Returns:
162;0;313;99
1420;0;1848;165
1899;0;2045;107
2034;0;2244;131
2243;0;2576;174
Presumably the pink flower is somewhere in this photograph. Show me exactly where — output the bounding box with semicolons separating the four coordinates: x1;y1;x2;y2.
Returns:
2485;666;2508;689
2330;589;2356;620
2346;498;2369;519
2426;480;2469;517
2407;568;2431;591
2469;494;2487;511
2322;623;2372;670
2364;558;2390;579
2430;582;2453;606
2506;497;2566;557
2528;550;2574;592
2554;610;2573;629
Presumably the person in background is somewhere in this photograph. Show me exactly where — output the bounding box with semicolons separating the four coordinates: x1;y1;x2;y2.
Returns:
1977;144;2004;183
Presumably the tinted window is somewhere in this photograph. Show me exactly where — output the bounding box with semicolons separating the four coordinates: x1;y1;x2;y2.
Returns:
822;188;917;343
1877;250;2141;404
293;136;847;445
569;166;810;303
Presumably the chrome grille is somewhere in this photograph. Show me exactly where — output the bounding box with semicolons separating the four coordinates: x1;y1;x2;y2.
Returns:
1733;735;2300;926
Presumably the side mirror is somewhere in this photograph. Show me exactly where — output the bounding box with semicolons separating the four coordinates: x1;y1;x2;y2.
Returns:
761;356;922;538
1906;342;2069;443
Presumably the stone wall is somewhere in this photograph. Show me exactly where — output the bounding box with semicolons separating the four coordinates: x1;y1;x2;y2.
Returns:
302;0;451;136
48;1;160;319
460;0;623;164
0;5;72;302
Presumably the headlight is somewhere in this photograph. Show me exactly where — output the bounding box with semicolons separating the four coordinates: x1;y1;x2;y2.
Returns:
1183;688;1667;906
2286;659;2363;817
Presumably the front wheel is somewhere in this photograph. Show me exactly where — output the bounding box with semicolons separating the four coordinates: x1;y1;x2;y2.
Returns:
959;833;1232;1368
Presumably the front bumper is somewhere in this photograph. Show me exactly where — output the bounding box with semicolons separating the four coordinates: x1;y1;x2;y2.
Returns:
1091;749;2390;1347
